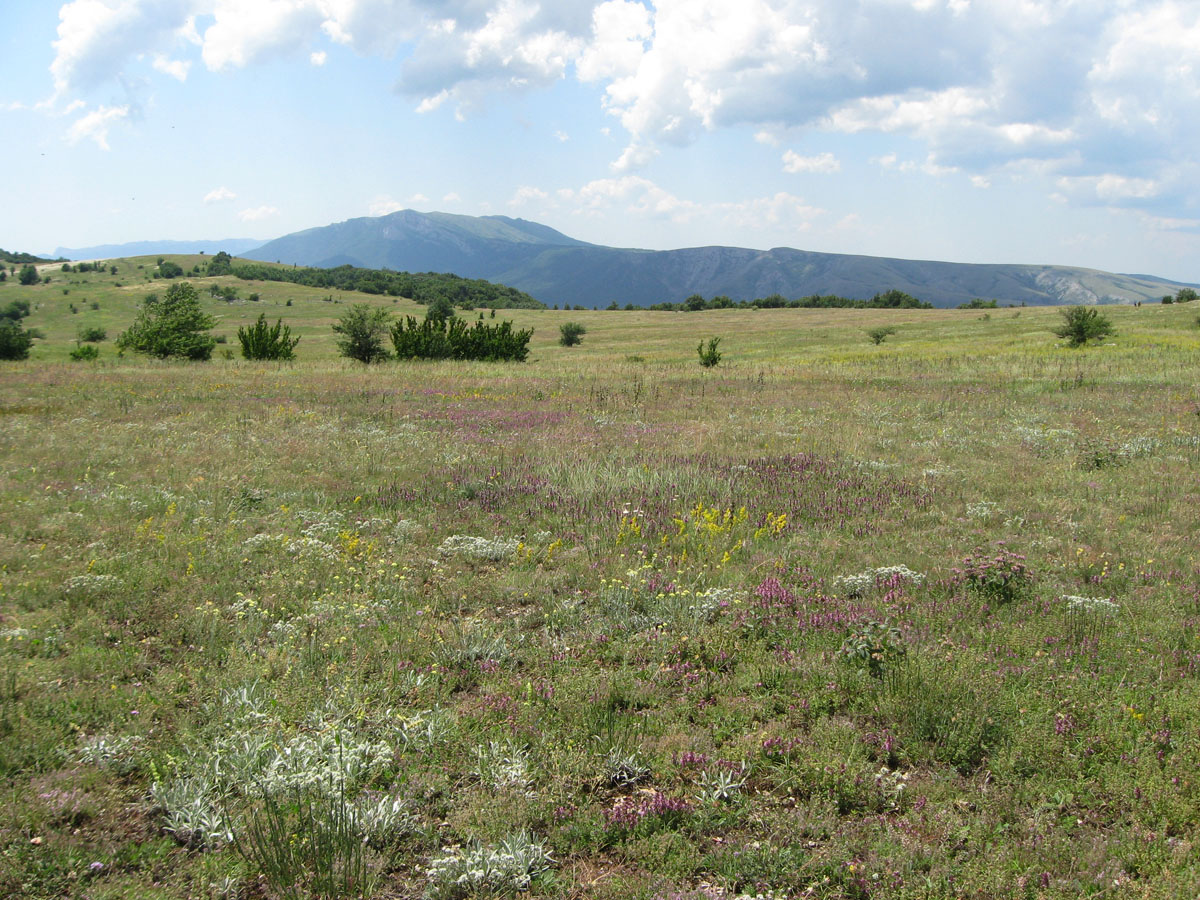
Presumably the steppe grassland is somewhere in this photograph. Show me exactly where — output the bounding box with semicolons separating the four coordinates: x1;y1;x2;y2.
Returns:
1;260;1200;898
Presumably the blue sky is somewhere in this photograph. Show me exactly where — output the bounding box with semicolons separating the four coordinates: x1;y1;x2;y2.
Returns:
2;1;1198;281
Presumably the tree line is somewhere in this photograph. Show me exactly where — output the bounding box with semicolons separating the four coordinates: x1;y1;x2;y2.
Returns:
221;259;545;311
630;288;933;311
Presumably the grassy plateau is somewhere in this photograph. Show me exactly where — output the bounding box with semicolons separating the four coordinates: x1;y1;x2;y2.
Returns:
1;257;1200;899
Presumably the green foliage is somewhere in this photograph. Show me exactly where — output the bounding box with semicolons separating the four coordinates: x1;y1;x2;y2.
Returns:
424;295;456;322
958;298;998;309
697;336;722;367
237;313;300;361
228;261;544;309
206;251;234;276
0;320;35;359
391;315;533;362
1175;287;1197;303
559;321;587;346
77;325;106;343
115;282;217;360
838;620;905;679
0;299;30;321
0;248;62;265
157;260;184;279
866;326;897;345
69;344;100;361
235;789;381;900
17;265;38;286
1053;305;1115;347
333;304;391;363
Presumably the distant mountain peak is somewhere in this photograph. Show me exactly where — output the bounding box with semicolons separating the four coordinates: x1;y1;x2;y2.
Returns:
242;210;1197;308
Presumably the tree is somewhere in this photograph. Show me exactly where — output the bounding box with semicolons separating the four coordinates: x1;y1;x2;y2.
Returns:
158;260;184;279
0;320;35;360
1053;306;1115;347
116;282;217;359
697;336;722;367
866;326;897;345
425;295;456;322
1176;287;1198;303
333;304;391;363
559;322;587;346
17;264;38;285
238;313;300;360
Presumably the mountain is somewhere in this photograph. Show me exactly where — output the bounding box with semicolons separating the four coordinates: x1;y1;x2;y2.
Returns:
242;210;1197;308
54;238;265;261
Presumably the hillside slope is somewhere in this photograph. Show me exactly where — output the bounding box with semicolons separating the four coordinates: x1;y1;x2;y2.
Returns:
243;210;1197;308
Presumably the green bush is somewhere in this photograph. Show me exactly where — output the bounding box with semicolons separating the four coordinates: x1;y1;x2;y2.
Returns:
697;336;722;367
237;313;300;360
77;325;106;343
333;304;391;363
559;322;587;346
69;344;99;361
0;320;35;359
1053;306;1115;347
17;265;38;285
0;299;30;321
866;326;897;345
391;315;533;362
115;282;217;360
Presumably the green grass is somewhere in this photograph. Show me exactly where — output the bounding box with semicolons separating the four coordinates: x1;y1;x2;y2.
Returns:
1;258;1200;898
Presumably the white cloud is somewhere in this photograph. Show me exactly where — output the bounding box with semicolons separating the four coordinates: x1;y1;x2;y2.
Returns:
152;54;191;81
40;0;1200;221
510;185;550;206
782;150;840;174
368;195;405;215
310;50;327;66
554;129;570;142
204;186;237;204
442;192;462;203
66;104;129;150
238;205;280;221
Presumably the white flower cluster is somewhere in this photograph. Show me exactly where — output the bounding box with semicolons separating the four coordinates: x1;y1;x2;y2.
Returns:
1063;595;1119;613
61;574;123;598
425;831;554;900
437;534;520;561
833;565;925;597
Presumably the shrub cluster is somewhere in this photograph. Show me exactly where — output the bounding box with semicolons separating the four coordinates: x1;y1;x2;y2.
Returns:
237;313;300;361
390;315;532;362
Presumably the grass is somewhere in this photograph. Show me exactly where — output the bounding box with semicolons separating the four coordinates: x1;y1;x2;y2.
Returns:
1;257;1200;897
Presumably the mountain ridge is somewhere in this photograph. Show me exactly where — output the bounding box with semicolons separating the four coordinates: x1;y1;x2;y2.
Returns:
122;210;1200;308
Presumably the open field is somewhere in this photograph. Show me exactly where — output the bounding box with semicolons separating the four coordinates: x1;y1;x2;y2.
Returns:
2;259;1200;898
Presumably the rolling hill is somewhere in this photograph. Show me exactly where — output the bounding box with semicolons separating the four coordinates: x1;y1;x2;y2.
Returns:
238;209;1195;308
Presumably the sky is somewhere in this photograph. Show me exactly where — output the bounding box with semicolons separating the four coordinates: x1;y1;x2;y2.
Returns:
2;1;1198;281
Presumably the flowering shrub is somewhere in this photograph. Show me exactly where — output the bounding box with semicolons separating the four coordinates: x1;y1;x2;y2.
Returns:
604;791;691;832
954;544;1033;603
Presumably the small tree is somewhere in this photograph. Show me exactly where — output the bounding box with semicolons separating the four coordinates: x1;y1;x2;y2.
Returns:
116;282;217;359
17;265;38;285
425;295;456;323
1176;287;1198;303
559;322;587;346
238;313;300;360
697;336;722;367
333;304;391;363
866;326;897;345
1053;306;1115;347
0;320;35;360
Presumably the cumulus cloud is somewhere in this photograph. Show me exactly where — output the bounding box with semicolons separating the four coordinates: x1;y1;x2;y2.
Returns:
782;151;839;174
42;0;1200;218
310;50;327;66
66;104;129;149
204;186;237;203
368;195;405;215
238;205;280;221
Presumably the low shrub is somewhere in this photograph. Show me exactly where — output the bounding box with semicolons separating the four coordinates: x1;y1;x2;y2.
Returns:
391;315;532;362
238;313;300;360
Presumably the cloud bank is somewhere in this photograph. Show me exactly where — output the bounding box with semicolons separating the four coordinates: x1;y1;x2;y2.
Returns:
47;0;1200;220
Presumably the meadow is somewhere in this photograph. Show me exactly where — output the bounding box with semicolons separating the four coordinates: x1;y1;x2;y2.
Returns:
1;257;1199;898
